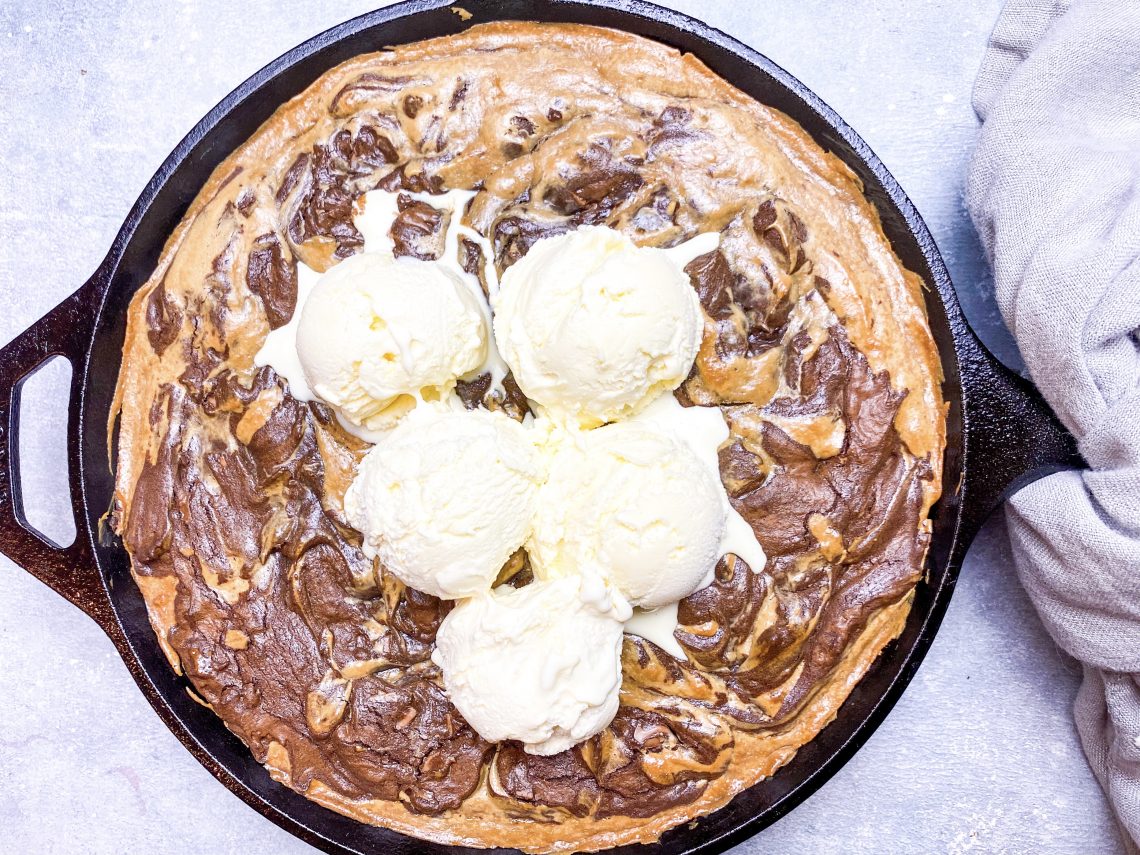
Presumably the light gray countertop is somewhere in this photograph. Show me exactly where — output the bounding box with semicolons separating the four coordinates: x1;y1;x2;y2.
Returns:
0;1;1122;852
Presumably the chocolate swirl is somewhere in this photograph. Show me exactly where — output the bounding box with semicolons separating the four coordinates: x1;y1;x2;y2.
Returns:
111;22;944;853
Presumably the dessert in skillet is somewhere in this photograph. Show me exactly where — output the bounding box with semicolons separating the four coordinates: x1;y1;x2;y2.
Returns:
111;22;946;853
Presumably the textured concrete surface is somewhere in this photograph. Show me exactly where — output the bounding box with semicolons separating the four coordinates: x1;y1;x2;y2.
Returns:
0;1;1121;852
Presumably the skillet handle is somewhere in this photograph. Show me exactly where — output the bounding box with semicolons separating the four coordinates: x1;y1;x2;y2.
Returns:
0;271;114;630
956;324;1084;547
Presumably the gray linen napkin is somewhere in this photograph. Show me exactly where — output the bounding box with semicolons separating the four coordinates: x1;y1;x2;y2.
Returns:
966;0;1140;847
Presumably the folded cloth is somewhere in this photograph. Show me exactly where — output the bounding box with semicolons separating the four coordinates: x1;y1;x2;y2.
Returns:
966;0;1140;848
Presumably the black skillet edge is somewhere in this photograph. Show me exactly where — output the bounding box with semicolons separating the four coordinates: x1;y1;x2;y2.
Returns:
0;2;1081;853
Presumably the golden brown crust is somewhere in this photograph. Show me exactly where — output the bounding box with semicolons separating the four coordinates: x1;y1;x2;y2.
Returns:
111;22;945;852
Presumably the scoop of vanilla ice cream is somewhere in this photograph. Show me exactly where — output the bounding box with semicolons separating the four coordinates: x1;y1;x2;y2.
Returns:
343;407;541;600
296;252;486;431
492;226;704;427
432;575;626;755
529;420;726;609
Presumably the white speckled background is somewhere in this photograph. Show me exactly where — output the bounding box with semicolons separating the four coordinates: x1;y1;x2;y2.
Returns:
0;2;1123;852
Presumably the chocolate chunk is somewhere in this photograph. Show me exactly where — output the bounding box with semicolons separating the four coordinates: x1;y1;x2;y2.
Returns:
647;106;699;159
122;388;182;562
448;78;469;110
631;187;678;234
390;585;449;643
459;237;483;278
494;140;646;269
276;153;310;205
403;94;423;118
753;199;777;231
287;189;360;260
751;197;811;275
454;372;531;421
455;373;491;409
498;550;533;588
761;223;786;255
685;250;736;320
246;233;297;329
389;194;445;260
496;373;531;421
351;125;399;169
546;154;643;219
510;115;536;136
377;164;443;195
745;309;790;357
493;215;569;268
286;126;400;258
144;280;182;356
235;189;256;217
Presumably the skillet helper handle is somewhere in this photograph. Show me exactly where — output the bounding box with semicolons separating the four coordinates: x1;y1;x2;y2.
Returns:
0;273;113;629
956;326;1084;546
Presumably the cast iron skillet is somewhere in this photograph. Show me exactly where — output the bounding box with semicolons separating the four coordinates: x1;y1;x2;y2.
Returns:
0;1;1082;853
